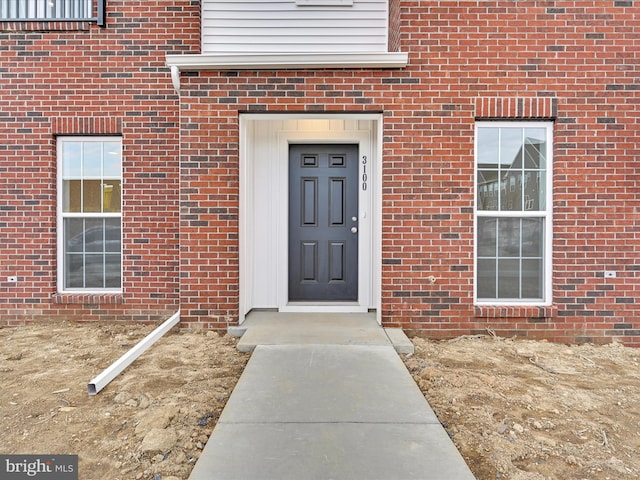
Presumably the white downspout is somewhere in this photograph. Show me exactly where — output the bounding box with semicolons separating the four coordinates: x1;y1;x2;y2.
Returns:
87;310;180;395
170;65;181;95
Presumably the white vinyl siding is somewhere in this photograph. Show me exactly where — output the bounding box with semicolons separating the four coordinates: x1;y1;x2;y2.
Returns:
202;0;388;54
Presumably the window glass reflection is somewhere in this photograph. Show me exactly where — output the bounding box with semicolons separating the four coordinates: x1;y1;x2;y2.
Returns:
82;142;102;177
476;124;549;302
521;219;543;257
61;138;122;290
500;171;522;211
82;180;102;212
477;259;496;298
62;142;81;178
477;170;498;211
497;259;520;298
63;218;121;289
497;218;520;257
524;128;546;169
522;259;543;298
477;128;499;167
500;128;523;169
103;142;121;177
477;217;497;257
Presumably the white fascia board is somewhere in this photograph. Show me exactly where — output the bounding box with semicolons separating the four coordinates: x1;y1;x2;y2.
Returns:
165;52;408;71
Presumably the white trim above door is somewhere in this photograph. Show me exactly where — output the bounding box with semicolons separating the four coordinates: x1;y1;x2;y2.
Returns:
239;114;382;324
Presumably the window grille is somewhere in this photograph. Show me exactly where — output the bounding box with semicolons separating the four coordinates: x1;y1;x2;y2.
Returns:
58;137;122;291
475;122;553;305
0;0;105;26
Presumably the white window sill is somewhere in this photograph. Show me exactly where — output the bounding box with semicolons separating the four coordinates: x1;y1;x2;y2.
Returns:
53;292;124;305
474;305;557;319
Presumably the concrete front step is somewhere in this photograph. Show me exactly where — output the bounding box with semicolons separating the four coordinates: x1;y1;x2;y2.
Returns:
234;312;414;354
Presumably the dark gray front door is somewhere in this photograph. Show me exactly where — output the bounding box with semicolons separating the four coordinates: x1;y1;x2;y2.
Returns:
288;144;359;301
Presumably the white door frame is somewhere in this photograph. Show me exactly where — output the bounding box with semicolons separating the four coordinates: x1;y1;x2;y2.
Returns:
239;113;383;324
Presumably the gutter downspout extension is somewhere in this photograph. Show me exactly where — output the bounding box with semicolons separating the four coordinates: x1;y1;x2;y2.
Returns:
87;310;181;395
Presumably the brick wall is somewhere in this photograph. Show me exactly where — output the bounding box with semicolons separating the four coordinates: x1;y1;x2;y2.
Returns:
178;1;639;345
0;1;200;324
2;1;638;345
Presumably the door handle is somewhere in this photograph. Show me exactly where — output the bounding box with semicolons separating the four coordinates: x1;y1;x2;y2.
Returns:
351;227;358;234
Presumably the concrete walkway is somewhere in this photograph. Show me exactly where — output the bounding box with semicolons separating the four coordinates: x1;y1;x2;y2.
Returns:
189;313;476;480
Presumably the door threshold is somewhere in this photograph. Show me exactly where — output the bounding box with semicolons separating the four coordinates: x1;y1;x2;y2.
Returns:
280;304;368;313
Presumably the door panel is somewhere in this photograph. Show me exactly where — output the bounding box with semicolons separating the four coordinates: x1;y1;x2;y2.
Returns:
329;178;345;226
302;179;317;225
289;144;358;301
301;241;318;281
329;241;345;281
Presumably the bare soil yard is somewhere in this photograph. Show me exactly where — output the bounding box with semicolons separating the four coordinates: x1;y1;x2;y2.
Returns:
1;322;639;480
405;335;640;480
0;322;248;480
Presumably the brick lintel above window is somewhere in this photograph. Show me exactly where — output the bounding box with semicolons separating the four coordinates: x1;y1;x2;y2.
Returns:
475;97;559;120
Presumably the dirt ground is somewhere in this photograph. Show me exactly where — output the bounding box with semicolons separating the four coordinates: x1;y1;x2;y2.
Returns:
0;322;249;480
405;334;640;480
1;322;639;480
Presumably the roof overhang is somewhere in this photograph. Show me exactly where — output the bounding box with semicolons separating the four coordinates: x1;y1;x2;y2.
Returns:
166;52;409;94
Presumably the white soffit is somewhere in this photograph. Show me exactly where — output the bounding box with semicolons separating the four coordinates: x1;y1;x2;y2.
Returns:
166;52;408;72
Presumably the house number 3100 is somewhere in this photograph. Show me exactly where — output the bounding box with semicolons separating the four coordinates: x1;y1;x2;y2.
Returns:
361;155;368;191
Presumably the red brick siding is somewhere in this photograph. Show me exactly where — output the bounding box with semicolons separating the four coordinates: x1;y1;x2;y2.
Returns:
2;1;639;345
178;1;639;345
388;0;401;52
0;1;200;324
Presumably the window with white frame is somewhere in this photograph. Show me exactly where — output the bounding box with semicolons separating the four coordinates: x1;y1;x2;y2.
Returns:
475;122;552;304
58;137;122;291
0;0;102;24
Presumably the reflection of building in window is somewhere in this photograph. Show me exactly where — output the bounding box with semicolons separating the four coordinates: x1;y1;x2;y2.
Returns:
478;138;544;212
476;124;551;303
58;137;122;291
